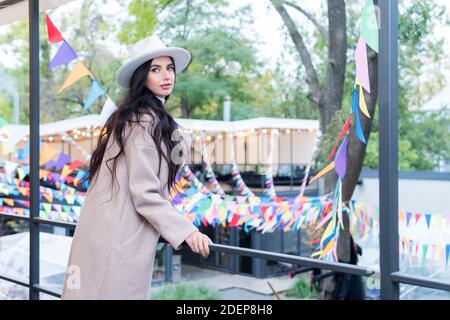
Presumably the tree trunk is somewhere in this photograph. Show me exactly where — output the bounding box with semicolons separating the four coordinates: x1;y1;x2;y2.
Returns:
271;0;379;299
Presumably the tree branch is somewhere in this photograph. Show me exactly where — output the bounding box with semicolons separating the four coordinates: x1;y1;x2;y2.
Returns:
283;1;328;38
270;0;322;105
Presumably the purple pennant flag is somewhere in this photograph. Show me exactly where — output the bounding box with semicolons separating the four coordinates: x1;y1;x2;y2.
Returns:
55;152;72;171
44;160;57;170
48;40;78;71
406;212;412;226
335;136;348;178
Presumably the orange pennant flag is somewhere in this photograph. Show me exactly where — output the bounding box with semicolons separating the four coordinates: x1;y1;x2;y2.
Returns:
4;198;14;206
40;144;59;165
39;169;49;180
58;60;92;94
309;162;335;184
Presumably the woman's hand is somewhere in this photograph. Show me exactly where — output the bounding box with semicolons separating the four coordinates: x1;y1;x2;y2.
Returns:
185;230;213;258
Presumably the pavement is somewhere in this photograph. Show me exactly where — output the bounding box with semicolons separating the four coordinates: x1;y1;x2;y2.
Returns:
151;264;301;300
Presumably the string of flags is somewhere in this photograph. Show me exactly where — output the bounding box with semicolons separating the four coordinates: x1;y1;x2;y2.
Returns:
46;14;107;113
305;0;380;262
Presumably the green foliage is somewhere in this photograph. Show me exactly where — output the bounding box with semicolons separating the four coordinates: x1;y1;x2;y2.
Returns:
284;275;317;299
362;0;450;171
0;0;123;123
150;283;220;300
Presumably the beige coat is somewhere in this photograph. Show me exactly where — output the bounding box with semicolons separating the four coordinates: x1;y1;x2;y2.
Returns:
61;113;197;300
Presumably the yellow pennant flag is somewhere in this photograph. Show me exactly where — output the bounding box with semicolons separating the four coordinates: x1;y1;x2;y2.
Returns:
61;164;73;179
39;169;49;180
359;85;371;118
43;192;53;203
58;60;92;94
319;238;336;259
40;144;59;165
309;161;335;184
17;167;25;180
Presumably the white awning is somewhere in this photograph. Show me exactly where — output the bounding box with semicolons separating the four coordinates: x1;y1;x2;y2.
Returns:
0;0;76;27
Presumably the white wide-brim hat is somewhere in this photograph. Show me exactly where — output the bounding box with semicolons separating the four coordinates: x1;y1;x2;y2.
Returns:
116;35;191;88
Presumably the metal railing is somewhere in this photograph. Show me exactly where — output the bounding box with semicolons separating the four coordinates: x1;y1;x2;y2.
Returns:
1;211;450;299
1;0;449;301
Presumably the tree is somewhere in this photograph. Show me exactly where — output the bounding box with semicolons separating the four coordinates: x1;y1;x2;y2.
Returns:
269;0;449;298
0;0;123;123
118;0;262;119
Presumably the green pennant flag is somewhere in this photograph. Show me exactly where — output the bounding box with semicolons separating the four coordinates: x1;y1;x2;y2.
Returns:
421;243;428;264
361;0;379;53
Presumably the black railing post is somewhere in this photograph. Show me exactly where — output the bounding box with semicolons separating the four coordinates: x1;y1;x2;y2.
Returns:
29;0;40;301
379;0;400;300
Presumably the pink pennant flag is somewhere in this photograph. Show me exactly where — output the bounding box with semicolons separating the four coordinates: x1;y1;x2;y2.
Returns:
415;213;421;224
355;37;371;93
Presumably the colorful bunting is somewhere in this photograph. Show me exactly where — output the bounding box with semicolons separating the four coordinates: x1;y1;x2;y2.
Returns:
83;80;106;112
335;136;348;178
48;40;78;71
58;60;92;94
45;14;64;43
361;0;379;52
352;87;367;144
355;37;371;93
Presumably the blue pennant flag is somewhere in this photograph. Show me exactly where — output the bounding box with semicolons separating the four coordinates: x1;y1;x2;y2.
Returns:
83;79;106;112
352;88;366;144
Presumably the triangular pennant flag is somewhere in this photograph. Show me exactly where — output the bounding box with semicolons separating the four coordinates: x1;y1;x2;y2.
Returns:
58;60;92;94
60;164;73;179
43;203;52;213
48;40;78;70
415;213;421;224
335;136;348;178
309;162;335;184
69;160;84;171
55;152;72;171
355;37;371;93
361;0;379;52
4;198;14;206
40;143;59;165
406;212;412;226
421;243;428;263
446;244;450;267
425;213;431;229
100;96;118;123
326;115;351;161
16;167;25;180
45;14;64;43
435;214;444;230
44;160;57;170
351;88;366;144
83;80;106;112
358;85;371;118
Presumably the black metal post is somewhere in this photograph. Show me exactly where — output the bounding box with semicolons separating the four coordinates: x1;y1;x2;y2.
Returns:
29;0;40;301
379;0;400;300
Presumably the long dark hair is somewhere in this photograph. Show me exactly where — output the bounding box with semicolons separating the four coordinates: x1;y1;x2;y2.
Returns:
86;57;184;195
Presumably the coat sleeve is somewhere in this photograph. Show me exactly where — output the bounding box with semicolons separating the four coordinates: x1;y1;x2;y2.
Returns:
124;124;198;251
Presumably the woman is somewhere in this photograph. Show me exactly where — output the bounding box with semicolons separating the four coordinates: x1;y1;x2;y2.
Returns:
61;35;212;300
